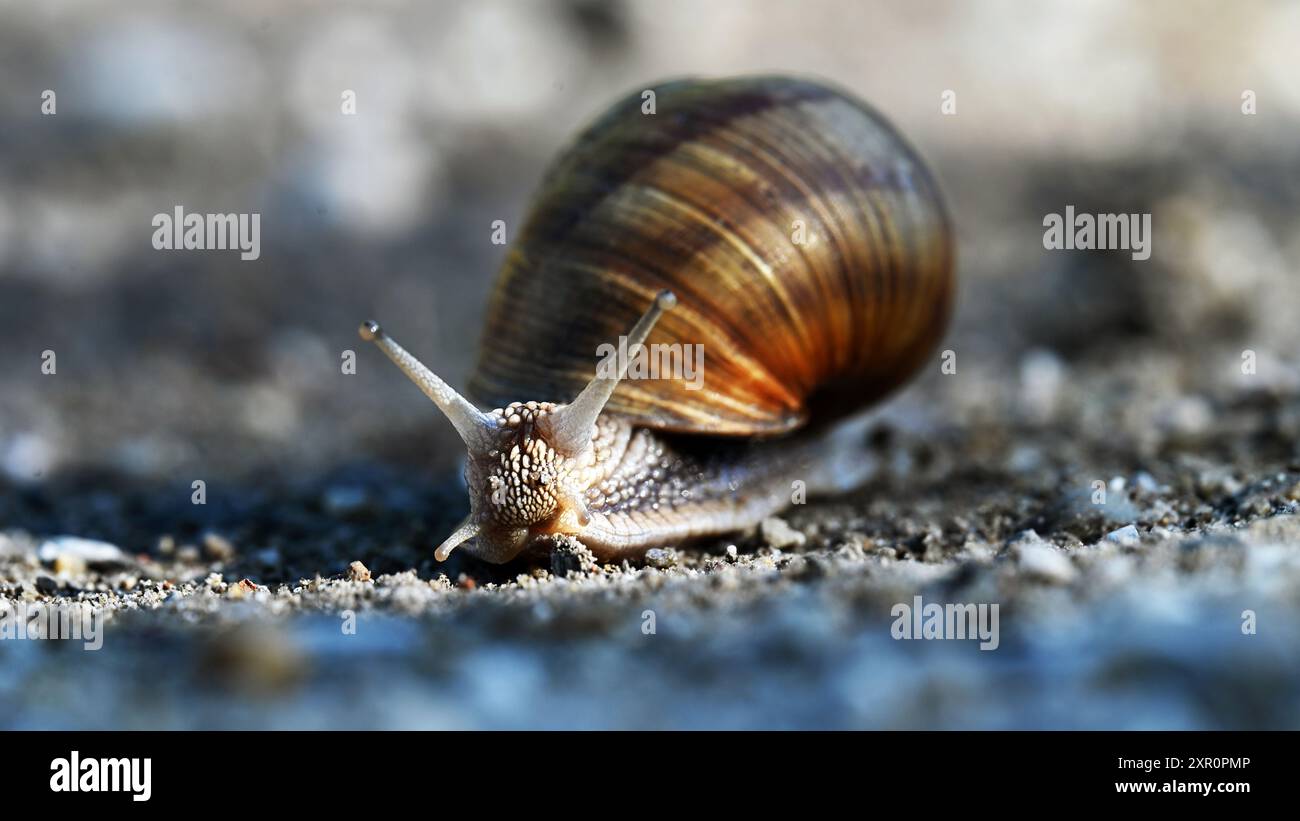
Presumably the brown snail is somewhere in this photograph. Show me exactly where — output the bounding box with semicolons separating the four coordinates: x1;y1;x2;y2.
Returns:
360;75;953;564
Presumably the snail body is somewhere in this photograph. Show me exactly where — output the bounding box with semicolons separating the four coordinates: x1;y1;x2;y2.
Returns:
362;75;953;564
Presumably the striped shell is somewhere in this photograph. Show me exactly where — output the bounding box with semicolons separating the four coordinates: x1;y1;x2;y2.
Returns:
469;75;954;436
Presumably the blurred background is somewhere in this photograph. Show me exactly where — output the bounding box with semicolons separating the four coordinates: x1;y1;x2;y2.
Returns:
1;0;1297;482
1;0;1299;729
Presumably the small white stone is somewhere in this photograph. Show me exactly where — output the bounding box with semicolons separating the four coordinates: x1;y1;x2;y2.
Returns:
1105;525;1141;547
644;548;677;569
1015;542;1076;584
37;536;124;564
760;517;806;549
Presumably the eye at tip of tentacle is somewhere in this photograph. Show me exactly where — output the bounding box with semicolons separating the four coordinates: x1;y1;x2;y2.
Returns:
358;320;382;342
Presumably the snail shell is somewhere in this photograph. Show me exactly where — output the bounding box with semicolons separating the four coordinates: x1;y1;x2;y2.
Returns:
470;75;954;436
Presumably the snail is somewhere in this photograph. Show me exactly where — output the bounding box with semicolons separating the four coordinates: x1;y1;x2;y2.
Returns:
360;75;953;564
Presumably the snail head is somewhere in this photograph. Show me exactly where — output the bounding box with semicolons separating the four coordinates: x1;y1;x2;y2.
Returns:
359;290;675;562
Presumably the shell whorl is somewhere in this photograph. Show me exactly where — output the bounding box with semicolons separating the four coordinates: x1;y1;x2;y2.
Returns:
469;75;954;436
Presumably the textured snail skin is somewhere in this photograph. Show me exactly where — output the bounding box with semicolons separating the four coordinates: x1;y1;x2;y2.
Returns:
461;400;874;562
366;75;953;563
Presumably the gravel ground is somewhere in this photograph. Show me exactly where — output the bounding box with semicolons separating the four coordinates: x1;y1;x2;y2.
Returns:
4;354;1299;728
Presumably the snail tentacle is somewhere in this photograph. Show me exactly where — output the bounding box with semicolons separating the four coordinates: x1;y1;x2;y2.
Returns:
434;517;481;561
358;320;498;450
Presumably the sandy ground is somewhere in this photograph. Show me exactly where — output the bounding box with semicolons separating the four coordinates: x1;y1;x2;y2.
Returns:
3;353;1299;728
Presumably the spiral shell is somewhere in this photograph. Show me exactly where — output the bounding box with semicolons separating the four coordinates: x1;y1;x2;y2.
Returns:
469;75;954;435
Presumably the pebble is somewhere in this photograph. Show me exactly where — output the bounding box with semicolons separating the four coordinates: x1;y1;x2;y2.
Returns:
37;536;125;565
645;547;678;569
203;533;236;562
348;560;372;582
760;517;806;549
1014;540;1077;584
548;536;598;577
53;554;87;576
1105;525;1141;547
226;578;259;599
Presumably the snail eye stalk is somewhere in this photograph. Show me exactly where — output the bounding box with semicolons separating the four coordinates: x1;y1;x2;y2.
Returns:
358;320;498;451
